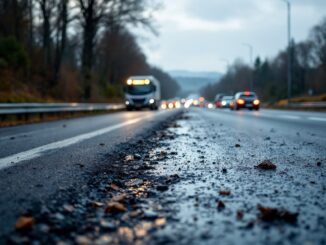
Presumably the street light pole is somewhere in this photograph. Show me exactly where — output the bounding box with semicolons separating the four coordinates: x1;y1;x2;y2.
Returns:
283;0;292;103
242;43;254;91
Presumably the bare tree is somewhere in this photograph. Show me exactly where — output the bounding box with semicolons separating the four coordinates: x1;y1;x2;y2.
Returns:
77;0;156;99
53;0;69;84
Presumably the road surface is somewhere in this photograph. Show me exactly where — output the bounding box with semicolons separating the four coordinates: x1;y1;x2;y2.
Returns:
0;110;180;238
0;108;325;244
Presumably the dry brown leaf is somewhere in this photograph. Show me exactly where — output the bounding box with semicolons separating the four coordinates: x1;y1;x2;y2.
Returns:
15;216;34;231
106;202;127;213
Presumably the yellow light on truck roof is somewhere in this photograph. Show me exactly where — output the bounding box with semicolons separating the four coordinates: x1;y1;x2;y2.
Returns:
127;79;151;85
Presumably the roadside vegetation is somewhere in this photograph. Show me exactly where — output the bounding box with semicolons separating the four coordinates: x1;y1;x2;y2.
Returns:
202;17;326;103
0;0;180;103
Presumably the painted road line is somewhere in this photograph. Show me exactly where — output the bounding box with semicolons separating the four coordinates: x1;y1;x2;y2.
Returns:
279;115;301;120
0;113;162;171
308;117;326;122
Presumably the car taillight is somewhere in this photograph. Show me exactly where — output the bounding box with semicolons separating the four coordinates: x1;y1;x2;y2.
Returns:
253;99;260;105
237;99;245;105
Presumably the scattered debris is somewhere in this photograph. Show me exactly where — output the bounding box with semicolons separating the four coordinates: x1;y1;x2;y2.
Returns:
63;204;74;213
257;205;298;224
235;144;241;148
156;185;169;192
317;162;322;167
219;190;231;196
91;201;105;208
15;216;34;231
255;160;277;170
105;202;127;213
134;154;142;160
217;201;225;210
236;210;244;220
125;155;135;161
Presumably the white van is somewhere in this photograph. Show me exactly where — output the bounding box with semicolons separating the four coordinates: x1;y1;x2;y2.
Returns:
124;76;161;110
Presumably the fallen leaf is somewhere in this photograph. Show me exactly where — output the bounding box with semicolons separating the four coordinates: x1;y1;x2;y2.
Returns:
155;218;167;226
106;202;127;213
15;216;34;231
110;184;120;191
217;200;225;210
111;194;127;203
219;190;231;196
255;160;277;170
91;201;105;208
236;210;244;220
257;205;298;223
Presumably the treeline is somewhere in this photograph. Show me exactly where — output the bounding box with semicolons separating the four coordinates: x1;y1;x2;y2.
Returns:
202;17;326;102
0;0;179;102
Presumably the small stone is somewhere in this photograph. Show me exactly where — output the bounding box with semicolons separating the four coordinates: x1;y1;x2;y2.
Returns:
75;236;91;245
100;220;117;231
63;204;74;213
156;185;169;191
38;224;50;233
317;162;322;167
54;213;65;221
235;144;241;148
134;154;142;160
143;210;158;220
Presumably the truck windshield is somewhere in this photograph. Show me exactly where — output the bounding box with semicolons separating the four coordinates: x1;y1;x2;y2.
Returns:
126;85;154;95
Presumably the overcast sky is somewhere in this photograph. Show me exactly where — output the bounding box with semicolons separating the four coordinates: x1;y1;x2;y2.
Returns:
138;0;326;73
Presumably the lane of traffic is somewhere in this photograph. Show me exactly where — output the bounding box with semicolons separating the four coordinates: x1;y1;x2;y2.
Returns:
202;108;326;143
0;110;159;158
212;108;326;125
0;109;181;236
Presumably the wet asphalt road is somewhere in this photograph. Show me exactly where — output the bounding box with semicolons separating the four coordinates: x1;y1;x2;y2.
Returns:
0;108;325;244
0;110;180;237
152;108;326;244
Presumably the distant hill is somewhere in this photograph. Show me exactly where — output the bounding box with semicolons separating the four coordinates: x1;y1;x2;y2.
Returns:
168;70;222;97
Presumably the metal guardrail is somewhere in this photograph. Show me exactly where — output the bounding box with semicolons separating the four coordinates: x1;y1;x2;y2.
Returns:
0;103;125;115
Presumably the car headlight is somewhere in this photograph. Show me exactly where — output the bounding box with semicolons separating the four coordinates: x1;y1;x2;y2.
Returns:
125;100;130;105
149;99;155;104
221;101;227;106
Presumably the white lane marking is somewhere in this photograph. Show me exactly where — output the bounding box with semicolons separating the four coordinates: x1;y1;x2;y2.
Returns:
0;114;156;171
279;115;300;120
308;117;326;122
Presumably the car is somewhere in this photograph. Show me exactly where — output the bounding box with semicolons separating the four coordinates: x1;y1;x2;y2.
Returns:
230;91;260;111
219;95;234;108
214;94;226;108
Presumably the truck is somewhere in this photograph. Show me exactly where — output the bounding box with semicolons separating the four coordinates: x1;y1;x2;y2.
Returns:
124;76;161;110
